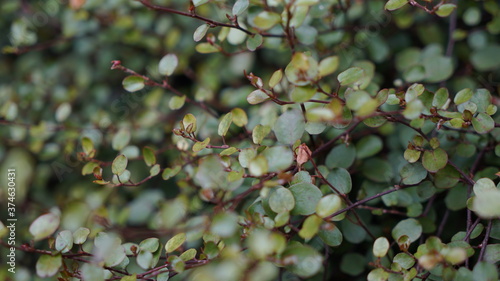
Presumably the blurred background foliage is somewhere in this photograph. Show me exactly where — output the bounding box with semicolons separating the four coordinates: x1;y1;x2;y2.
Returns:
0;0;500;280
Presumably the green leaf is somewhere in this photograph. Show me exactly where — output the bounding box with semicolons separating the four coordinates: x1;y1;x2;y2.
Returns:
290;86;316;102
472;112;494;134
316;194;342;218
472;262;499;281
94;233;126;267
180;248;197;262
484;244;500;264
210;212;239;237
269;69;283;88
405;83;425;102
318;223;343;246
337;67;364;86
367;268;389;281
36;255;62;278
112;128;131;151
433;88;449;108
423;56;453;83
193;24;209;42
262;146;294;172
471;45;500;71
182;113;197;133
195;42;220;53
149;164;160;176
356;135;383;159
228;27;248;45
238;148;257;168
253;11;281;30
282;244;323;278
403;99;424;120
55;230;73;253
404;148;421;163
373;237;390;258
285;52;319;85
193;137;210;152
140;237;160;252
81;137;94;157
55;102;71;122
400;162;427;185
252;124;271;144
165;233;186;253
318;56;339;77
121;274;137;281
268;187;295;213
158;54;178;76
81;263;104;281
403;65;425;82
473;178;496;194
246;228;286;259
289;182;323;215
434;165;460;188
169;256;185;273
392;218;422;243
168;95;186;110
122;76;145;92
162;165;181;180
454;88;473;105
231;108;248;127
137;250;154;269
249;155;269;176
273;110;305;145
394;252;415;269
298;215;323;240
473;189;500;218
326;168;352;194
142;147;156;167
29;213;60;241
192;0;209;7
247;89;270;104
232;0;249;15
445;184;467;210
422;148;448;173
345;90;375;113
340;253;365;276
247;34;263;51
436;4;456;17
385;0;408;11
326;144;356;169
73;227;90;244
220;147;238;156
362;158;394;183
112;154;128;175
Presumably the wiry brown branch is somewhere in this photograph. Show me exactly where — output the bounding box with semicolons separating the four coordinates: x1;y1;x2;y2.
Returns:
137;0;284;38
111;60;219;118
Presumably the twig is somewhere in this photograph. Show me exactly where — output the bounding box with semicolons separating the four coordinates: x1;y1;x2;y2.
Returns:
463;217;481;241
111;60;219;118
477;219;493;263
138;0;283;38
325;184;418;220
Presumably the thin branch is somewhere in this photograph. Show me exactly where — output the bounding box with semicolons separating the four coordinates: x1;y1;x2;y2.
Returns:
325;184;419;220
436;209;449;237
138;0;284;38
477;219;493;263
447;160;475;186
463;217;481;241
311;119;362;157
111;60;219;118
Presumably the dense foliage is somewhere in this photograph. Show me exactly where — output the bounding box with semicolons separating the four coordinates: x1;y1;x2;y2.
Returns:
1;0;500;280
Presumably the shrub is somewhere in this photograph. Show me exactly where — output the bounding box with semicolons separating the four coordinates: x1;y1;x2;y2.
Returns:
1;0;500;280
